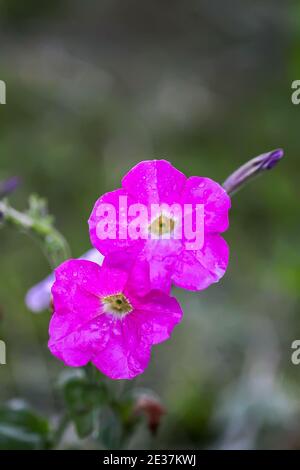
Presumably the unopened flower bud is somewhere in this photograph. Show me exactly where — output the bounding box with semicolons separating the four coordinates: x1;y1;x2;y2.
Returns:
0;176;21;199
134;394;166;435
223;149;284;195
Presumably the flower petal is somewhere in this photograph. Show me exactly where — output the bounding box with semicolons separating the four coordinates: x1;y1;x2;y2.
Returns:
25;273;55;313
97;265;130;297
140;239;181;292
25;249;104;314
171;234;230;290
52;259;103;319
103;251;152;298
49;313;112;367
89;188;145;255
122;160;186;205
134;291;183;344
92;315;151;379
181;176;231;232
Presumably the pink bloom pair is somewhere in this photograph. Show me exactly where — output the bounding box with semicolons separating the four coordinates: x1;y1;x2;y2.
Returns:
49;160;231;379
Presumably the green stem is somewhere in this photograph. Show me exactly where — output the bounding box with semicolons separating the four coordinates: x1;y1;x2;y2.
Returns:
0;199;70;268
52;413;70;448
85;362;98;385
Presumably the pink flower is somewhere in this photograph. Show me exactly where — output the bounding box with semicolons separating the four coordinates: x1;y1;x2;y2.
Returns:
25;249;104;313
89;160;231;291
48;258;183;379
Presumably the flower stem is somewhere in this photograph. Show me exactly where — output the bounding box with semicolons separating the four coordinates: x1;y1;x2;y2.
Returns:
0;199;70;268
52;413;70;448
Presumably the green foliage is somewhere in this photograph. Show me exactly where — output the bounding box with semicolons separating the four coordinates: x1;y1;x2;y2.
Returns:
56;367;142;447
0;400;51;450
0;0;65;26
98;407;123;450
0;194;70;267
60;369;107;439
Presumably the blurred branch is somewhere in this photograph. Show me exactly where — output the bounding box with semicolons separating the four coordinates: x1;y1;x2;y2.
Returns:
0;197;70;268
223;149;284;196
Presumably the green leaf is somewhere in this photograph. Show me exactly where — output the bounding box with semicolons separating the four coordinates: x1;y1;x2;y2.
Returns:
63;377;107;412
72;410;95;439
0;400;51;450
60;369;107;439
98;407;123;450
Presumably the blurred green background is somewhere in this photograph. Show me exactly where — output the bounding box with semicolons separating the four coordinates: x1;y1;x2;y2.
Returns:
0;0;300;450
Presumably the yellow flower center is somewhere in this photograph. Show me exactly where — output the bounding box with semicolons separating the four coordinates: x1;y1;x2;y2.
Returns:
149;214;175;236
102;293;132;316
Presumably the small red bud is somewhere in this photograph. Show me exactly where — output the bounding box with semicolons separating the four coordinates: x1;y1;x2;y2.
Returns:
134;394;166;435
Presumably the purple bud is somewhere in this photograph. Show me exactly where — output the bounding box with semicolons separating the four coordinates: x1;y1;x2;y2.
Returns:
223;149;284;195
260;149;284;170
0;176;21;198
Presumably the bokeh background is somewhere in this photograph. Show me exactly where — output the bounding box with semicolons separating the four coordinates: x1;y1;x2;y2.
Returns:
0;0;300;450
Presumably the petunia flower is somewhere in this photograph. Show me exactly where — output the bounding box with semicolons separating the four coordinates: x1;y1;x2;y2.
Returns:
89;160;231;291
48;257;183;379
25;249;104;313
